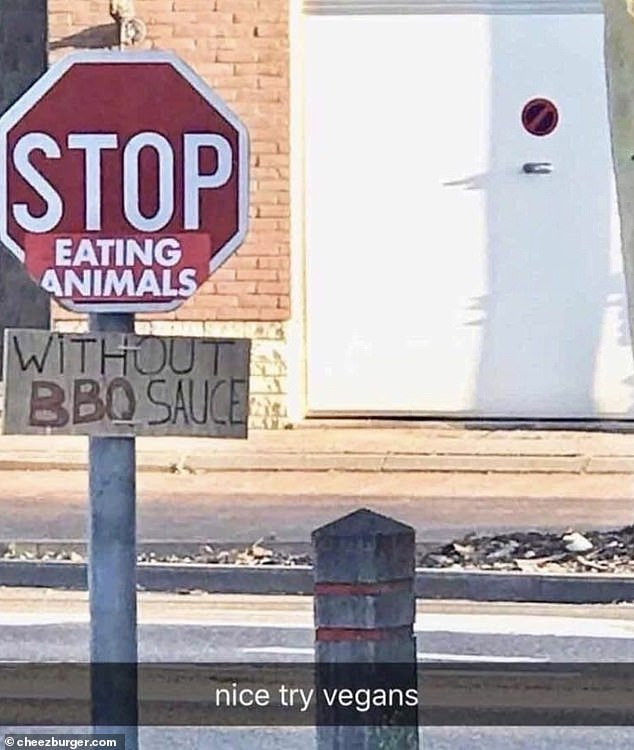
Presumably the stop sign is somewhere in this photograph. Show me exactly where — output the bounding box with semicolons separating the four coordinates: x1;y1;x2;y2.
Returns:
0;50;249;313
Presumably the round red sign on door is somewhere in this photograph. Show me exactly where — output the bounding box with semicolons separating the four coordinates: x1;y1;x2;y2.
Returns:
521;98;559;137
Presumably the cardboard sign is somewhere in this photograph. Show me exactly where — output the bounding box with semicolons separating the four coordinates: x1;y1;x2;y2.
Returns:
2;330;250;437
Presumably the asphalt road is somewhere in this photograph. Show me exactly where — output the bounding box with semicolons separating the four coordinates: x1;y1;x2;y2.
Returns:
2;727;630;750
2;470;634;544
2;593;634;748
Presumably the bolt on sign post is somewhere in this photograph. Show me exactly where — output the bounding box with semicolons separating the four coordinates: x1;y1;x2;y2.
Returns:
0;50;250;748
604;1;634;352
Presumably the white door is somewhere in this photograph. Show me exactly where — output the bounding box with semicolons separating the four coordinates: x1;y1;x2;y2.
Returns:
303;3;634;418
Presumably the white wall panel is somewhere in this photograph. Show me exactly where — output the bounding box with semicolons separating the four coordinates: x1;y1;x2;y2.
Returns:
303;13;634;417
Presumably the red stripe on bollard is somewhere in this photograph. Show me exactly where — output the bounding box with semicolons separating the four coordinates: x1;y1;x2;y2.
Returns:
316;625;412;642
314;579;410;596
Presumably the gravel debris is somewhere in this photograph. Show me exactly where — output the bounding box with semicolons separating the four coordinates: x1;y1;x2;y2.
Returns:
135;538;311;566
0;539;311;567
5;527;634;573
562;531;593;553
417;526;634;573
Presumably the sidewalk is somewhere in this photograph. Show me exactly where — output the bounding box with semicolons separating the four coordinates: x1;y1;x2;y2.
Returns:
3;423;634;474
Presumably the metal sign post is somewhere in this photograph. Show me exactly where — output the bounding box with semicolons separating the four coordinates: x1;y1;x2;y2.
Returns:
88;311;138;748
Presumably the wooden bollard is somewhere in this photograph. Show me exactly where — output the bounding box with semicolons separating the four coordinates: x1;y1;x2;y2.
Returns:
312;508;419;749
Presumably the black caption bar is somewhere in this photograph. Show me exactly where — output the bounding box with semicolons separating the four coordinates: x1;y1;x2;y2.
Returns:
0;663;633;726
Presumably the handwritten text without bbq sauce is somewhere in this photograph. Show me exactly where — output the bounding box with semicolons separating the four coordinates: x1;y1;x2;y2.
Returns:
12;333;247;429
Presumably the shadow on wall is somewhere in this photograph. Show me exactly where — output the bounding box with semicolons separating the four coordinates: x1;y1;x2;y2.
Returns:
466;14;631;418
0;0;50;374
49;25;118;51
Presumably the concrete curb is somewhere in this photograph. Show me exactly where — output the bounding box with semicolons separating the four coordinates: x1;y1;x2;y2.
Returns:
0;458;167;473
415;569;634;604
2;560;634;603
1;452;633;474
0;561;313;595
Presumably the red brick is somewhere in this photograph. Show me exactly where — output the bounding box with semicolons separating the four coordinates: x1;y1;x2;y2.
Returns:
218;50;260;64
217;307;258;320
209;268;237;281
254;23;286;37
258;205;289;218
257;308;287;321
217;0;258;8
257;154;288;168
252;141;280;154
173;0;215;9
238;241;282;256
216;281;257;294
258;257;289;269
236;268;277;281
238;294;277;307
229;256;258;269
254;191;283;205
256;282;287;295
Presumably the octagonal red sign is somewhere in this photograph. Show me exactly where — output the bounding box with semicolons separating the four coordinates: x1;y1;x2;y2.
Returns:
0;50;249;312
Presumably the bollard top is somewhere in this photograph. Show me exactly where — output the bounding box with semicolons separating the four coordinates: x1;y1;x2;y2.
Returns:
312;508;414;542
312;509;415;583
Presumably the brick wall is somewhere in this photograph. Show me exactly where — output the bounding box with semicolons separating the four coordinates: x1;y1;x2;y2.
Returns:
47;0;292;427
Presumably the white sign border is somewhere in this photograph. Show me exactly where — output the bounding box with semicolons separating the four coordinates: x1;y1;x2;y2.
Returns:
0;49;250;314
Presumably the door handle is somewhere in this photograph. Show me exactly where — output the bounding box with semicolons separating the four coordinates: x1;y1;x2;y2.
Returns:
522;162;553;174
